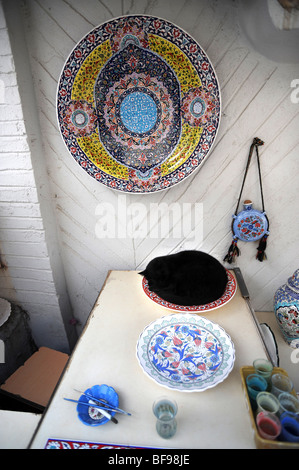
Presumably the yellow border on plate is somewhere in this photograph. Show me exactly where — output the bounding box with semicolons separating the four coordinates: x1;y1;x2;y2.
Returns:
70;34;203;180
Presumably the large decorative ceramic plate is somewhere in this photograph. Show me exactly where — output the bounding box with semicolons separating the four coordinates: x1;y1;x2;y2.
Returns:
136;314;235;392
57;15;221;193
142;270;237;312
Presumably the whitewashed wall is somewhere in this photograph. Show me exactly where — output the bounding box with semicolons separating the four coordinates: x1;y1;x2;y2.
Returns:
1;0;299;347
0;0;78;352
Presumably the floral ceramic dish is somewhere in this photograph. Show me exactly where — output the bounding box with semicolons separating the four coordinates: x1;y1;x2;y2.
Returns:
136;313;235;392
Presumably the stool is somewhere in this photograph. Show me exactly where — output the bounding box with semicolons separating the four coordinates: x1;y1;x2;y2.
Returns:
0;347;69;412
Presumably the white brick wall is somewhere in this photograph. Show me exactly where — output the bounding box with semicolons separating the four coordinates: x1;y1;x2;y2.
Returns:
0;1;76;353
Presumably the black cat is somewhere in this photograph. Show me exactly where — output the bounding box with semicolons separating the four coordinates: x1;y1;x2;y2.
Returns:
140;250;228;306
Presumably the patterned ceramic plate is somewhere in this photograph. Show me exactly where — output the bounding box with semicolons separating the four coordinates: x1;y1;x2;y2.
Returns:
136;314;235;392
57;15;221;193
142;270;237;312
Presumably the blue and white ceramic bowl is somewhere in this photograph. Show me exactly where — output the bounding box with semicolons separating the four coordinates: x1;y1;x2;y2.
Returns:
274;269;299;348
77;384;119;426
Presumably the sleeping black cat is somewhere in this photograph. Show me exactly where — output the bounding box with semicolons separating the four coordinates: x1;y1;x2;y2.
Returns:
139;250;228;306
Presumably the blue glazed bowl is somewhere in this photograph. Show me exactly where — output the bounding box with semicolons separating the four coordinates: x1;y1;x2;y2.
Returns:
76;384;119;426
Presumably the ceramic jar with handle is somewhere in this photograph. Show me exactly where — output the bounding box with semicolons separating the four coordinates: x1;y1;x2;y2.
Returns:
274;269;299;348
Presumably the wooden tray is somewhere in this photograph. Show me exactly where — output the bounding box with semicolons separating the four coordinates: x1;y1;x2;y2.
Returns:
240;366;299;449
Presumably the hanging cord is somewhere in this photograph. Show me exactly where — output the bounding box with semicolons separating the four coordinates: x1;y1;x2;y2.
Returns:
255;140;269;261
224;137;269;263
234;137;264;216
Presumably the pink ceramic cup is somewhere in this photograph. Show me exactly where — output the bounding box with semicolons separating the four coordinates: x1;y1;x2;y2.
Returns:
256;411;281;440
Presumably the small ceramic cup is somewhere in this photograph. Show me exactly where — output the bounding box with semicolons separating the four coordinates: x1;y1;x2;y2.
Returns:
278;392;299;417
253;358;273;386
256;411;281;440
256;391;280;416
270;373;294;397
280;413;299;443
246;374;268;411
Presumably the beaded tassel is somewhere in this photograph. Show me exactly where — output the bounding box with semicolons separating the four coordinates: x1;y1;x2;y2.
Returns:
223;237;240;264
256;234;268;262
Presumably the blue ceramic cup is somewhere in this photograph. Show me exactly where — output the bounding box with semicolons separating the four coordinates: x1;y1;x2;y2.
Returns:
280;414;299;442
246;374;268;411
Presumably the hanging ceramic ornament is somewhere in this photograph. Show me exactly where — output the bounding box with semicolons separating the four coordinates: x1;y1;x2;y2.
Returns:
224;137;269;263
233;200;269;243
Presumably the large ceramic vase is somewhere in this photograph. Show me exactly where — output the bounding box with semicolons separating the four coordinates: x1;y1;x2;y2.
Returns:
274;269;299;348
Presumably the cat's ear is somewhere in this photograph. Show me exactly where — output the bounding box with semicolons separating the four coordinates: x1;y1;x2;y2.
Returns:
139;270;147;276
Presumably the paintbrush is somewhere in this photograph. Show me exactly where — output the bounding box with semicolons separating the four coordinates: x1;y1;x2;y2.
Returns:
73;389;131;416
64;397;118;423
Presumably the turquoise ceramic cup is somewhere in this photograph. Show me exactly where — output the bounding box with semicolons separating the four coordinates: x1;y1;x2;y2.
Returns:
246;374;268;411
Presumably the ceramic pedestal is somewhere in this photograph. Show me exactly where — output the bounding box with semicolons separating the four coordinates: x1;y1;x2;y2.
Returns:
274;269;299;348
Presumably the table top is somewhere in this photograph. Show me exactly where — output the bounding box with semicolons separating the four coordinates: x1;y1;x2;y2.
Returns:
29;270;267;449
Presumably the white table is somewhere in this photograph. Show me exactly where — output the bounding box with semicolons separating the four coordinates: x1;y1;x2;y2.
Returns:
29;270;268;449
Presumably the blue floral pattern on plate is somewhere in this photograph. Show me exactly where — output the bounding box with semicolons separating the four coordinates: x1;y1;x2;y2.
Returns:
136;314;235;392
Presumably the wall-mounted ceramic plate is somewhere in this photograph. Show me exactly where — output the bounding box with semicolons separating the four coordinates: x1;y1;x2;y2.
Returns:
57;15;221;193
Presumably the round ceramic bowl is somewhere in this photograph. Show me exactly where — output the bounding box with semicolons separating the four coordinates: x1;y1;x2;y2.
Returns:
76;384;119;426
